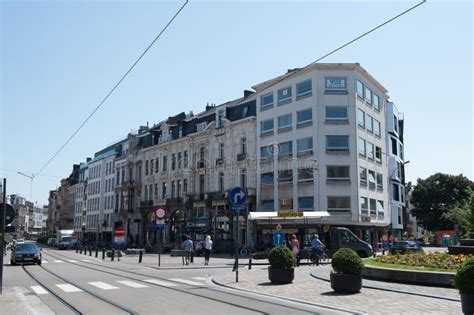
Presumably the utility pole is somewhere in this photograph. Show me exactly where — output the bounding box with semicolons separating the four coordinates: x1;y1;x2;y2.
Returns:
1;178;7;295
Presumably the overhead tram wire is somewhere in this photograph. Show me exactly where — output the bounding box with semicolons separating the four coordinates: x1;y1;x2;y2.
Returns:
244;0;426;100
34;0;189;177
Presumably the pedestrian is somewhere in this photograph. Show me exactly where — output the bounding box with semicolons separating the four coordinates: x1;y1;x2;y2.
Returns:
195;240;202;256
182;235;193;265
382;233;389;255
203;235;213;266
311;234;324;265
290;234;300;267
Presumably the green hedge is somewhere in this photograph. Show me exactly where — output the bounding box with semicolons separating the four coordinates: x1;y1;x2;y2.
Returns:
268;246;294;269
455;257;474;294
332;248;364;274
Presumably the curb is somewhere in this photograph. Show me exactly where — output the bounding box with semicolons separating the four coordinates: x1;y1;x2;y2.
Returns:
310;270;460;302
210;275;366;315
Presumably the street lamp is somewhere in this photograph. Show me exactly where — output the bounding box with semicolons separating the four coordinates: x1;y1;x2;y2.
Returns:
389;161;410;180
17;171;35;202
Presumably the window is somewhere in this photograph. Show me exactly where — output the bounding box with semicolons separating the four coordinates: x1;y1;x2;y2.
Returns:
394;115;399;133
360;197;368;213
240;169;246;188
328;196;350;211
374;120;381;137
326;136;349;151
260;92;274;110
162;156;168;171
391;138;398;156
373;93;380;111
177;153;182;169
368;170;376;190
241;137;247;154
296;79;312;97
199;175;205;195
297;137;313;155
358;137;366;156
162;182;167;199
299;197;314;210
377;200;384;214
325;77;347;91
171;181;176;198
219;143;225;159
260;119;274;135
357;109;365;128
200;147;205;160
399;143;404;160
298;168;313;181
297;108;313;127
171;154;176;170
366;115;373;133
183;151;188;168
177;180;182;197
260;145;273;160
260;172;274;185
370;199;377;215
367;142;374;160
144;185;149;200
326;106;348;121
375;146;382;163
356;80;364;98
359;167;367;186
278;170;293;183
145;160;149;175
183;179;187;194
154;184;158;199
261;200;274;211
278;141;293;157
150;159;154;173
278;113;292;131
365;86;372;104
279;198;293;210
376;173;383;191
196;122;207;132
277;86;292;104
219;173;224;192
327;166;350;181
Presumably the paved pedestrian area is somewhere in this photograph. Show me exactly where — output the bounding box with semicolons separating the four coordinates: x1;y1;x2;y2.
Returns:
214;265;462;315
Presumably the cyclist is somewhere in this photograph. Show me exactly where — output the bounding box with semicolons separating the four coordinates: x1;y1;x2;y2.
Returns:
311;234;325;265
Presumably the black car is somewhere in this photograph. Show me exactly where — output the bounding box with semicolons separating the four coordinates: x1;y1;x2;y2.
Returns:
389;241;423;255
11;243;42;265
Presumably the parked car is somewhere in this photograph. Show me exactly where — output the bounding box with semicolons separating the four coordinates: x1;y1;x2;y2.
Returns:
11;243;42;265
389;241;423;255
47;238;57;247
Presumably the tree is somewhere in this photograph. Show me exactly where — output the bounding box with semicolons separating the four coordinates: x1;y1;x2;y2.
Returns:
411;173;474;231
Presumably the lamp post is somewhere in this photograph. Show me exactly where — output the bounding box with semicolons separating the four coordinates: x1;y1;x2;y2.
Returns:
17;172;35;202
388;161;410;180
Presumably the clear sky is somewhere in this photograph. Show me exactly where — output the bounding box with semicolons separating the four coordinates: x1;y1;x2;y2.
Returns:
1;0;472;206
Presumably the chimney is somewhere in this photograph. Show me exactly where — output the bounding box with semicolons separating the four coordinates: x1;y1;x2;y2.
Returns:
86;157;92;162
244;90;254;98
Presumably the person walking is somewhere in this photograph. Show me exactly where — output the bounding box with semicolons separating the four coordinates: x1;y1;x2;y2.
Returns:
183;236;193;265
311;234;324;265
204;235;213;266
290;234;300;267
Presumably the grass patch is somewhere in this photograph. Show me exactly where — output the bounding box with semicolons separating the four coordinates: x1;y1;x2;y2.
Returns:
365;258;457;273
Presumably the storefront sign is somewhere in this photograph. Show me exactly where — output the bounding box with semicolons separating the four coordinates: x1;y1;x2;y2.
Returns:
277;210;303;218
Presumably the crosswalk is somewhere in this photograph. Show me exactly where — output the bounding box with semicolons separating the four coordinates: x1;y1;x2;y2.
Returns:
29;277;209;295
41;259;92;264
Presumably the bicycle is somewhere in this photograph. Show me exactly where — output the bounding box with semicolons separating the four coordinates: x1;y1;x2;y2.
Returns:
310;247;330;265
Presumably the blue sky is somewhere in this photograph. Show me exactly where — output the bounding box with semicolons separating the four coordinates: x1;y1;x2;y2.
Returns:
1;1;472;206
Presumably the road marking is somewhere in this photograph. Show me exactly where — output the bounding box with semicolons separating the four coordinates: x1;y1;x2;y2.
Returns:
192;277;206;281
56;284;82;293
30;285;48;295
169;278;206;286
53;260;63;263
81;260;91;262
88;282;119;290
116;280;148;288
143;279;178;287
42;260;48;264
68;260;78;263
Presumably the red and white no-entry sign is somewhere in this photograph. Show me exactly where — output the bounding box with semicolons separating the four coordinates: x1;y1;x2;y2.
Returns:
115;227;125;237
153;206;167;220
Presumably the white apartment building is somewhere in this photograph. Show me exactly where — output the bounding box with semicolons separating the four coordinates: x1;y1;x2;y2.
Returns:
252;63;390;246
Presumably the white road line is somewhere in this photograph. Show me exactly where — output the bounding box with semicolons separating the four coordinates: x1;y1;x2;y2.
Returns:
56;284;82;293
192;277;206;281
143;279;178;287
42;260;48;264
88;282;119;290
81;260;91;262
68;260;78;263
168;278;206;286
116;280;148;288
53;260;63;263
30;285;48;295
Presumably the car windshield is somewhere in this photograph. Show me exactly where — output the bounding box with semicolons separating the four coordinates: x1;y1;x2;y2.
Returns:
62;237;72;242
16;244;38;251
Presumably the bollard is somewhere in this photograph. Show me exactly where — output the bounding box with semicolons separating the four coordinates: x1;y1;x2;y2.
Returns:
138;250;143;263
248;258;252;270
111;249;115;261
190;250;194;263
76;247;78;253
89;247;92;256
84;247;87;255
102;248;105;260
95;248;98;258
79;247;82;254
117;250;120;261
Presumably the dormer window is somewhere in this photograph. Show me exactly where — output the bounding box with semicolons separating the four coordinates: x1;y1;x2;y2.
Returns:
196;122;207;132
216;108;226;128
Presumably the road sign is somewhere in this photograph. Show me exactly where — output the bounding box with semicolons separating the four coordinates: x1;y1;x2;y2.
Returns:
276;224;282;232
230;206;245;213
273;232;284;246
153;206;167;220
155;218;165;230
115;227;125;237
72;233;77;240
229;187;247;206
4;204;15;226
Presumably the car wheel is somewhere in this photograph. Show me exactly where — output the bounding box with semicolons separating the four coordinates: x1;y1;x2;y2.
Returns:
37;260;42;266
10;260;16;266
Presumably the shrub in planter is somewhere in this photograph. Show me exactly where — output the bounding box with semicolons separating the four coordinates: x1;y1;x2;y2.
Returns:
330;248;364;293
454;257;474;315
268;246;295;284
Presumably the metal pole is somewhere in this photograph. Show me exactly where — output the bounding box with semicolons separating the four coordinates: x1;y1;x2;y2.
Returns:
235;211;239;283
1;178;7;295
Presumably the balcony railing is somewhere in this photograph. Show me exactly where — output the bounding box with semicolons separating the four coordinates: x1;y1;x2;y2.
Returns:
237;153;247;161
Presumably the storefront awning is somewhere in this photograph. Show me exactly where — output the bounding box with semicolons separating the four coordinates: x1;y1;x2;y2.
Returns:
248;211;331;220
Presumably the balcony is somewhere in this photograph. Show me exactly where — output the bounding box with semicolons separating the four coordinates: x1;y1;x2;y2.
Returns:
237;153;247;161
197;160;205;169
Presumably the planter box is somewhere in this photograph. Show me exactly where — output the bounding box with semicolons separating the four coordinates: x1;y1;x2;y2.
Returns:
330;273;362;293
461;294;474;315
268;267;294;284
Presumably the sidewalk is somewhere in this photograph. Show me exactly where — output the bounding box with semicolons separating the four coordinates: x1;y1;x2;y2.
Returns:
213;265;462;315
0;286;54;315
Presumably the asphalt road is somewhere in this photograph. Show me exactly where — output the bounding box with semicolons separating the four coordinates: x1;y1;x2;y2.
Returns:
3;245;352;315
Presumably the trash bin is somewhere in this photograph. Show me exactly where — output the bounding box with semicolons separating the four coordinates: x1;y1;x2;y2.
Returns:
443;235;451;247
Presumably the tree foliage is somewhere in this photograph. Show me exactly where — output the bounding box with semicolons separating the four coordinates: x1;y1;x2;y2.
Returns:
411;173;474;231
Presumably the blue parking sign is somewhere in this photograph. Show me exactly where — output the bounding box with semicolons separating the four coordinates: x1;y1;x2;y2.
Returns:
273;232;284;246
